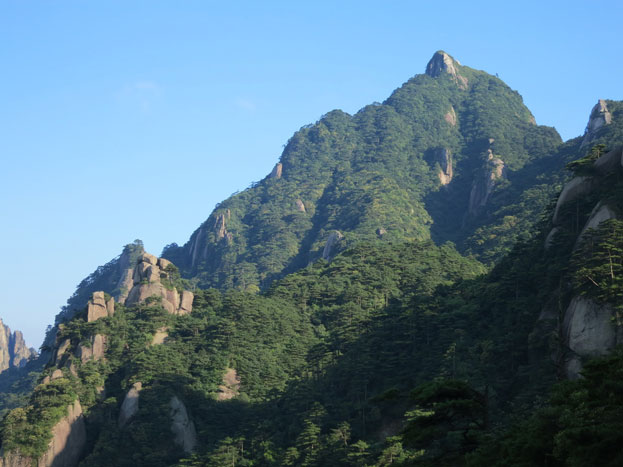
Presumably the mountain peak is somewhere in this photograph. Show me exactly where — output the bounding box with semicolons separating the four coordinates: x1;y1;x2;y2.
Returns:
425;51;468;89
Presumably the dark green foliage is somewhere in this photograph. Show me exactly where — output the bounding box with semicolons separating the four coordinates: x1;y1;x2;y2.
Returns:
164;59;562;288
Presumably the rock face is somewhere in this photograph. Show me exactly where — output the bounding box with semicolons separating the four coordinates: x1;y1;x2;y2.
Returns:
218;368;241;401
575;202;619;248
270;162;283;179
322;231;344;260
425;51;468;89
187;212;233;268
118;382;142;428
444;106;457;126
552;176;595;225
1;399;87;467
77;334;106;363
87;292;114;322
593;146;623;175
151;327;169;346
582;99;612;146
563;296;621;379
435;148;453;185
125;254;194;315
295;199;306;212
466;150;505;218
0;318;36;373
169;396;197;454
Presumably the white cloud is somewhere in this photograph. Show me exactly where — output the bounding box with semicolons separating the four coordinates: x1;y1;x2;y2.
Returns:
234;97;256;112
116;80;163;112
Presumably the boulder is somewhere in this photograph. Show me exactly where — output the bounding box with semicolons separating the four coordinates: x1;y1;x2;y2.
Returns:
158;258;172;270
54;339;71;364
138;253;158;266
169;397;197;454
322;231;344;260
118;382;142;428
425;51;468;89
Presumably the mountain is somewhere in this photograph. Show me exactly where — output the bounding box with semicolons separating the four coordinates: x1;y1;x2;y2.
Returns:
2;53;623;466
0;320;35;374
162;51;562;289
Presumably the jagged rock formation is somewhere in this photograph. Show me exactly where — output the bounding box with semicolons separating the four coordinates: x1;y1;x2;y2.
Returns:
0;319;36;373
322;231;344;260
425;50;468;89
466;147;505;218
582;99;612;146
187;211;233;268
169;396;197;454
118;382;142;428
0;399;86;467
270;162;283;179
125;253;194;315
76;334;106;364
435;147;453;185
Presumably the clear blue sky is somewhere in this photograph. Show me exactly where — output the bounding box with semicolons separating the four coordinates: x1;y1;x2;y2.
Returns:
1;0;622;348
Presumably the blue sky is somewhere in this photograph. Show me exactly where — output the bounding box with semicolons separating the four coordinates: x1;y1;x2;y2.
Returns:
1;0;622;347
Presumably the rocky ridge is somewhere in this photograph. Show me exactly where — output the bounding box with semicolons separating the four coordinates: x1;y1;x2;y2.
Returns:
0;319;36;373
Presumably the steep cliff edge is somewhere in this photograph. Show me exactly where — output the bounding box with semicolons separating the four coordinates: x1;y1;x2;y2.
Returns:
0;320;35;373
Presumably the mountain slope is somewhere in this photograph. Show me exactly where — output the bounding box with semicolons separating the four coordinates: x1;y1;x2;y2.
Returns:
162;51;562;289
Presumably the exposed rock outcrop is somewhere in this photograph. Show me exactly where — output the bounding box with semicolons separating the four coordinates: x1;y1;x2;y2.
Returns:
125;254;194;315
593;146;623;175
169;396;197;454
118;382;142;428
563;296;621;379
435;148;453;185
1;399;87;467
551;176;596;225
187;212;233;268
376;227;387;237
295;199;306;212
151;327;169;346
575;202;619;248
322;231;344;260
76;334;106;363
466;149;505;218
270;162;283;179
217;368;241;401
87;292;114;322
425;51;468;89
0;319;36;373
444;106;457;126
582;99;612;146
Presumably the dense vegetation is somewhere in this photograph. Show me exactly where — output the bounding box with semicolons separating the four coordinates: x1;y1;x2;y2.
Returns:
163;52;563;290
3;53;623;466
